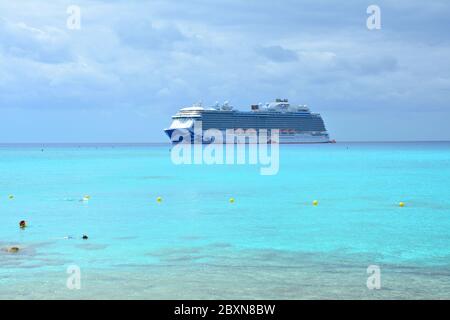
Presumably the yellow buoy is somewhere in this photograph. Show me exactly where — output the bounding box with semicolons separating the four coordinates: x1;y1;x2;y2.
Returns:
8;195;14;200
82;195;90;202
229;197;235;204
156;196;162;203
399;202;405;207
313;200;319;206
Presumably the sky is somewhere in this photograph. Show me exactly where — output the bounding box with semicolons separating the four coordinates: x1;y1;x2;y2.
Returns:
0;0;449;142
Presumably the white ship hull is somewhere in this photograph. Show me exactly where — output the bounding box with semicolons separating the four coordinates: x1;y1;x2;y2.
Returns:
278;133;331;144
165;128;331;144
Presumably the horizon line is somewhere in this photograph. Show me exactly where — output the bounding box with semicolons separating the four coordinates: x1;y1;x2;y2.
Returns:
0;140;450;145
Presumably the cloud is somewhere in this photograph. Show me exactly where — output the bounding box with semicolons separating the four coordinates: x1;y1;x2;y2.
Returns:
256;45;298;62
338;55;399;75
0;18;73;63
115;20;187;50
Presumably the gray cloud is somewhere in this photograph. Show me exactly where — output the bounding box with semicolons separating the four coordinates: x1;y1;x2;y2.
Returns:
338;55;399;75
256;45;298;62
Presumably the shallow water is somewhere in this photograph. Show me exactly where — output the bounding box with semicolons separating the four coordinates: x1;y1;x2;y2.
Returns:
0;142;449;299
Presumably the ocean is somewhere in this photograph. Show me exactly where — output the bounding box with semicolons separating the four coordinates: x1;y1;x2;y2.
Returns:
0;142;449;299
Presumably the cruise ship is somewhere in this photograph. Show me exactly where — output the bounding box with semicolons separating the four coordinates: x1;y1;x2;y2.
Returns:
164;99;332;144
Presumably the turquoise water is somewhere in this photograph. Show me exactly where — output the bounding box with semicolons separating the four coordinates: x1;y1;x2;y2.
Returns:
1;142;450;299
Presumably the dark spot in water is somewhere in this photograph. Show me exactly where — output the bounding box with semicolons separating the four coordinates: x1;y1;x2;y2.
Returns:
147;247;203;257
179;235;204;241
162;254;210;263
1;246;21;254
75;243;108;250
113;236;138;241
141;176;173;180
0;241;67;270
208;242;232;248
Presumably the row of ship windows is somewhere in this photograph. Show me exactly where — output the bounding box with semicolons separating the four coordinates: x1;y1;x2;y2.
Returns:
198;121;321;125
175;118;326;130
201;117;323;120
202;126;326;130
201;116;318;120
203;127;326;131
204;119;323;122
200;119;324;121
201;123;325;126
202;112;314;116
201;122;325;127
